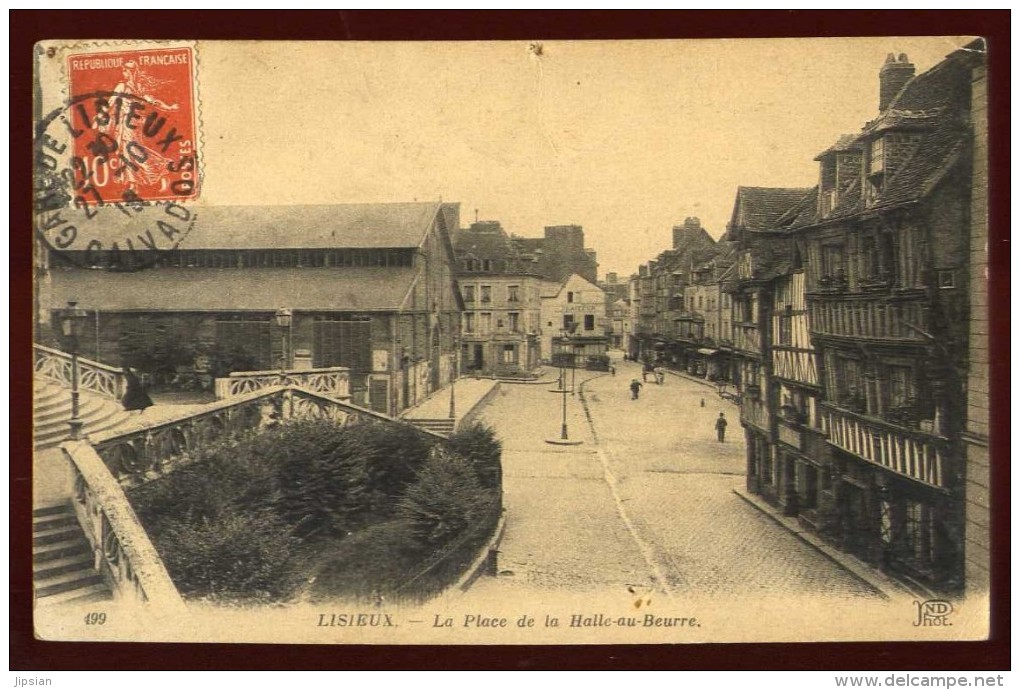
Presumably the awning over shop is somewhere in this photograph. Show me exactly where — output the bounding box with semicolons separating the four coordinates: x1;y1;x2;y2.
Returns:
696;348;719;356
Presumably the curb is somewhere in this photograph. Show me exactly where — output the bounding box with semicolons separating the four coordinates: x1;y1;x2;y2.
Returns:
732;488;926;601
457;509;508;592
663;368;718;391
457;381;502;430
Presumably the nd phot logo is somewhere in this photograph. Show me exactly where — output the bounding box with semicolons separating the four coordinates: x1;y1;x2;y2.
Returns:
912;599;953;627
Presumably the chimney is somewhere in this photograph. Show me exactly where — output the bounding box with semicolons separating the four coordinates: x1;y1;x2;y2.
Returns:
879;53;915;112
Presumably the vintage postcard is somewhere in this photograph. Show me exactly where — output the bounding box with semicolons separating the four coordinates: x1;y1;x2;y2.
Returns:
31;37;992;645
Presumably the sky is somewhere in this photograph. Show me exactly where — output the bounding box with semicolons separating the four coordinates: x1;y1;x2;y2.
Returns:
194;37;973;278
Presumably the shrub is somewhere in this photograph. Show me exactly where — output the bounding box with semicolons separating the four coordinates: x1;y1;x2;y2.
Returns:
397;447;495;547
446;422;502;491
157;508;303;602
307;519;426;601
129;432;279;535
354;421;438;498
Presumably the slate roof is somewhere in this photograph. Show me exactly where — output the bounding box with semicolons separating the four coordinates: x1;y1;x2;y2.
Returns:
774;186;820;230
814;134;862;160
50;266;418;312
48;202;445;251
813;45;981;224
455;223;519;260
727;187;814;236
870;120;969;210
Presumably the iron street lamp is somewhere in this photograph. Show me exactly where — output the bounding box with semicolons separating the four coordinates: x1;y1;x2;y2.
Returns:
571;342;584;396
60;301;89;441
449;336;458;420
545;331;582;446
275;308;293;371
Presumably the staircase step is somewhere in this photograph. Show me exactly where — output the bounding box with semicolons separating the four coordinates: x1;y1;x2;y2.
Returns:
33;514;77;533
33;524;87;546
33;552;94;579
35;570;104;598
36;578;110;605
53;585;113;607
33;504;72;518
34;540;91;562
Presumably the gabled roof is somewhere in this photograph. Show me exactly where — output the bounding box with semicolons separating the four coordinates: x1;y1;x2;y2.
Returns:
542;272;604;300
725;186;814;239
810;45;982;225
871;119;969;210
774;186;820;230
814;134;862;160
672;224;717;251
50;266;418;312
50;202;447;251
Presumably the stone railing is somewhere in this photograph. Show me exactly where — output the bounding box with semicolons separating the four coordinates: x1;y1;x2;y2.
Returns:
214;367;351;401
34;343;126;401
55;384;442;609
62;439;187;611
90;385;441;488
820;403;948;489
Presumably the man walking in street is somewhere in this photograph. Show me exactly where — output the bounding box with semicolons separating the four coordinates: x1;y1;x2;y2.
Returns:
630;378;643;400
715;412;728;442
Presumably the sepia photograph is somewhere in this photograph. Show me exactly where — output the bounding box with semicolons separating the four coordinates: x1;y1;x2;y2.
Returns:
27;31;995;648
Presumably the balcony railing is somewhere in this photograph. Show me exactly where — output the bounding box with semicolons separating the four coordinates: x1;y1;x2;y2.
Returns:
741;396;770;432
809;291;928;342
34;343;127;401
820;403;947;489
214;366;351;400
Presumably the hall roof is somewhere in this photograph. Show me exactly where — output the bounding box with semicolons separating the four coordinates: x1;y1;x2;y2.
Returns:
50;266;418;312
50;202;446;251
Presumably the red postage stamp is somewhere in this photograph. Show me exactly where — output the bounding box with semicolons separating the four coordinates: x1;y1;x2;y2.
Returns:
67;46;199;204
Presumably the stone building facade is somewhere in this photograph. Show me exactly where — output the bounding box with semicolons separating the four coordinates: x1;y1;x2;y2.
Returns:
454;221;543;377
539;273;609;365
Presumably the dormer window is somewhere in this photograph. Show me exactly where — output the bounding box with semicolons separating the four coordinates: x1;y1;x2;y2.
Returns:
869;137;885;175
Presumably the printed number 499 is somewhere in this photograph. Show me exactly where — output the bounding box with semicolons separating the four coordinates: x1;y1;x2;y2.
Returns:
84;612;106;625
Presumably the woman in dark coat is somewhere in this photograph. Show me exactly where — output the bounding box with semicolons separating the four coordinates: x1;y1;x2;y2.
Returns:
121;367;154;412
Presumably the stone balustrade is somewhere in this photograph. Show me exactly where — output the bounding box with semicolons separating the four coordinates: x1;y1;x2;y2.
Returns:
62;440;187;611
90;385;439;488
214;367;351;401
34;343;126;400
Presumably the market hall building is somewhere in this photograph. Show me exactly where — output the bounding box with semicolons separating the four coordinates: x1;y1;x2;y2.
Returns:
40;202;464;416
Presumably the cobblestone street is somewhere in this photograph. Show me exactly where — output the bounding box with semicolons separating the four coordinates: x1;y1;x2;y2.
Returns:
463;354;881;602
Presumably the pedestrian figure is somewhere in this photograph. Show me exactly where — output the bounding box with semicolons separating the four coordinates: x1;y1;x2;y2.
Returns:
655;366;665;385
642;361;653;382
610;364;616;376
715;412;728;442
121;367;154;413
630;378;642;400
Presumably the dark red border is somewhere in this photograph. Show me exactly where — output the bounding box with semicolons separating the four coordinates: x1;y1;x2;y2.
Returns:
11;10;1010;671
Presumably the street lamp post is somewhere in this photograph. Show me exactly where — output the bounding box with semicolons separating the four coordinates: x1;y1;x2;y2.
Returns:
449;336;458;420
571;343;583;396
275;308;293;371
545;331;582;446
60;301;89;441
